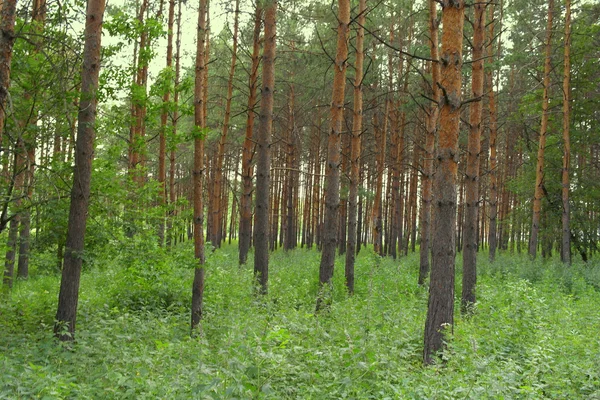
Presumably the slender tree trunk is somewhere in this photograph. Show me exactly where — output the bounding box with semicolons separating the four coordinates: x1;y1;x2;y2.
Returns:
54;0;105;340
253;0;276;294
419;0;440;284
191;0;208;332
424;0;464;365
310;122;321;250
371;111;386;256
461;1;486;312
167;0;182;248
211;0;240;248
345;0;365;294
157;0;176;246
284;85;296;251
561;0;571;264
317;0;350;310
239;4;262;264
487;4;500;262
529;0;554;259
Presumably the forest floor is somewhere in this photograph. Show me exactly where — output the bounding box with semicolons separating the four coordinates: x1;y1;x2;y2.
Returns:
1;242;600;399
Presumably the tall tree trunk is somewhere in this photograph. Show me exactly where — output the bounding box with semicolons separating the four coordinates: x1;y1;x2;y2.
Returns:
158;0;176;246
0;0;17;145
419;0;440;285
253;0;276;294
561;0;571;265
239;3;262;264
461;1;486;312
54;0;105;340
529;0;554;259
345;0;365;294
424;0;464;365
310;121;321;250
211;0;240;248
284;85;296;251
167;0;182;248
191;0;208;332
3;141;25;288
487;3;500;262
371;111;386;256
317;0;349;310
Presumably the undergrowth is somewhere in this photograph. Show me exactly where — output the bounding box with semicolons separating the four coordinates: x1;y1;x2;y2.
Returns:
1;243;599;399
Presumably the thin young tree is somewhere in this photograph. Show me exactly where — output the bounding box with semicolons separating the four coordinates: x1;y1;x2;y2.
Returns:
191;0;208;332
529;0;554;259
561;0;572;264
317;0;350;309
424;0;465;364
345;0;366;294
461;1;486;312
253;0;277;294
54;0;106;341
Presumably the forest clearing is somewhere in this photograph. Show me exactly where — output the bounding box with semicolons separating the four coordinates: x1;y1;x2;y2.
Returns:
1;0;599;397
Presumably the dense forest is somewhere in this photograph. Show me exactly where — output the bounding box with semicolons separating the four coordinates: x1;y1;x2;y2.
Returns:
1;0;600;397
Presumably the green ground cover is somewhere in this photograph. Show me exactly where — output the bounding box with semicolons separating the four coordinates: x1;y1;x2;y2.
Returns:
1;243;599;399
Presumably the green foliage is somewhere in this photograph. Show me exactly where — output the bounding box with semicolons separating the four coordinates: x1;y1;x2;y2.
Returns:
1;245;599;398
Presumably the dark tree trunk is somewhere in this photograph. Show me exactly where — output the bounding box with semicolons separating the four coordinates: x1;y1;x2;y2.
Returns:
54;0;105;340
191;0;208;332
345;0;365;294
239;3;262;264
419;0;440;285
461;1;486;312
317;0;350;310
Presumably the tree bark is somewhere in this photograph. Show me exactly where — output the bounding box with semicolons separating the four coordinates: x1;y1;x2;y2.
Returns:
419;0;440;285
461;1;486;312
157;0;176;246
238;4;262;264
54;0;105;340
0;0;17;145
487;4;500;263
191;0;208;332
211;0;240;248
345;0;365;294
317;0;350;310
561;0;571;264
253;0;277;294
529;0;554;259
424;0;464;364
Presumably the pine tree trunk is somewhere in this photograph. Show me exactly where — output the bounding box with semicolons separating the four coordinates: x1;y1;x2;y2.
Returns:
487;4;499;262
191;0;208;332
345;0;365;294
238;4;262;264
561;0;571;264
424;0;464;365
0;0;17;145
54;0;105;340
529;0;554;259
167;0;182;248
157;0;176;246
318;0;350;309
253;0;277;294
461;1;486;311
419;0;440;284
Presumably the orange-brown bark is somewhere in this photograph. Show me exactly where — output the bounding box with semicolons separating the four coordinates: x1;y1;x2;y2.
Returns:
424;0;465;364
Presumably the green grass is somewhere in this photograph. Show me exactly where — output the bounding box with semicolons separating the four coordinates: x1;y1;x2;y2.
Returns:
1;243;599;399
